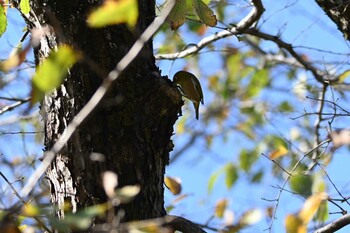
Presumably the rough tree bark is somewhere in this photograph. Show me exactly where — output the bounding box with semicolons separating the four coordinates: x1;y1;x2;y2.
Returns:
28;0;182;228
315;0;350;40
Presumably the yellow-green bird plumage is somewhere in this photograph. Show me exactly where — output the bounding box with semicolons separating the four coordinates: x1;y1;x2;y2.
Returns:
173;71;204;120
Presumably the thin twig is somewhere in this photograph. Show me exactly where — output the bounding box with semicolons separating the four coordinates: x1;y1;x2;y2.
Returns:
265;139;330;232
0;97;30;115
319;164;350;206
0;172;51;232
244;28;327;84
312;84;328;161
262;153;291;176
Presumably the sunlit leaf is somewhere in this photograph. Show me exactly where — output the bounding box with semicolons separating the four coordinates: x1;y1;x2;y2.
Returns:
215;199;228;218
299;192;327;224
164;176;182;195
31;45;80;104
289;174;313;198
338;69;350;83
176;116;186;134
0;43;31;72
285;214;306;233
315;201;328;223
166;0;187;30
115;185;140;203
192;0;217;27
51;204;108;231
166;204;175;212
20;0;30;14
270;144;288;160
87;0;138;28
21;204;40;217
312;175;326;194
239;209;262;226
225;163;238;189
246;69;269;98
236;122;256;139
0;4;6;37
208;170;220;194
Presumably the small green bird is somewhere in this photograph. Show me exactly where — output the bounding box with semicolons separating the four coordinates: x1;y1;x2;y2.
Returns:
173;71;204;120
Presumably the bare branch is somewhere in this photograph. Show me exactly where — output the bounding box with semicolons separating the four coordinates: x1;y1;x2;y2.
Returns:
314;214;350;233
311;84;328;161
155;0;264;60
244;28;328;84
0;97;30;115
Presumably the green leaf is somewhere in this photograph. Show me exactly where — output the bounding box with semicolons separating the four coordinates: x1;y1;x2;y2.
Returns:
87;0;138;28
167;0;187;30
246;68;269;98
225;163;238;189
192;0;217;27
250;170;263;183
239;149;258;172
31;45;80;104
0;4;7;37
315;201;328;223
20;0;30;14
289;174;313;198
51;204;108;231
278;101;293;112
208;170;220;194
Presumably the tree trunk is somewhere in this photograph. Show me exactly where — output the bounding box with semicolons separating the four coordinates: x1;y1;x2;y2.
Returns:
315;0;350;40
29;0;182;227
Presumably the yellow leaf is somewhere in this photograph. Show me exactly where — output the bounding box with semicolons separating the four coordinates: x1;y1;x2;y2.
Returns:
22;203;40;217
164;176;182;195
166;0;187;30
87;0;138;28
114;185;140;203
20;0;30;14
299;193;327;224
338;69;350;83
270;144;288;159
31;45;80;104
0;3;6;37
0;43;31;72
192;0;217;27
176;116;186;134
215;199;228;218
285;214;306;233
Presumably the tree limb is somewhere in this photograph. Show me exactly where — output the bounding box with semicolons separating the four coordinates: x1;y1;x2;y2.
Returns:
314;214;350;233
164;215;207;233
155;0;264;60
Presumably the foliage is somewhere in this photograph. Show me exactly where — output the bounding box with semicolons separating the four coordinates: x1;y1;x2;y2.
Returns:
1;0;350;232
